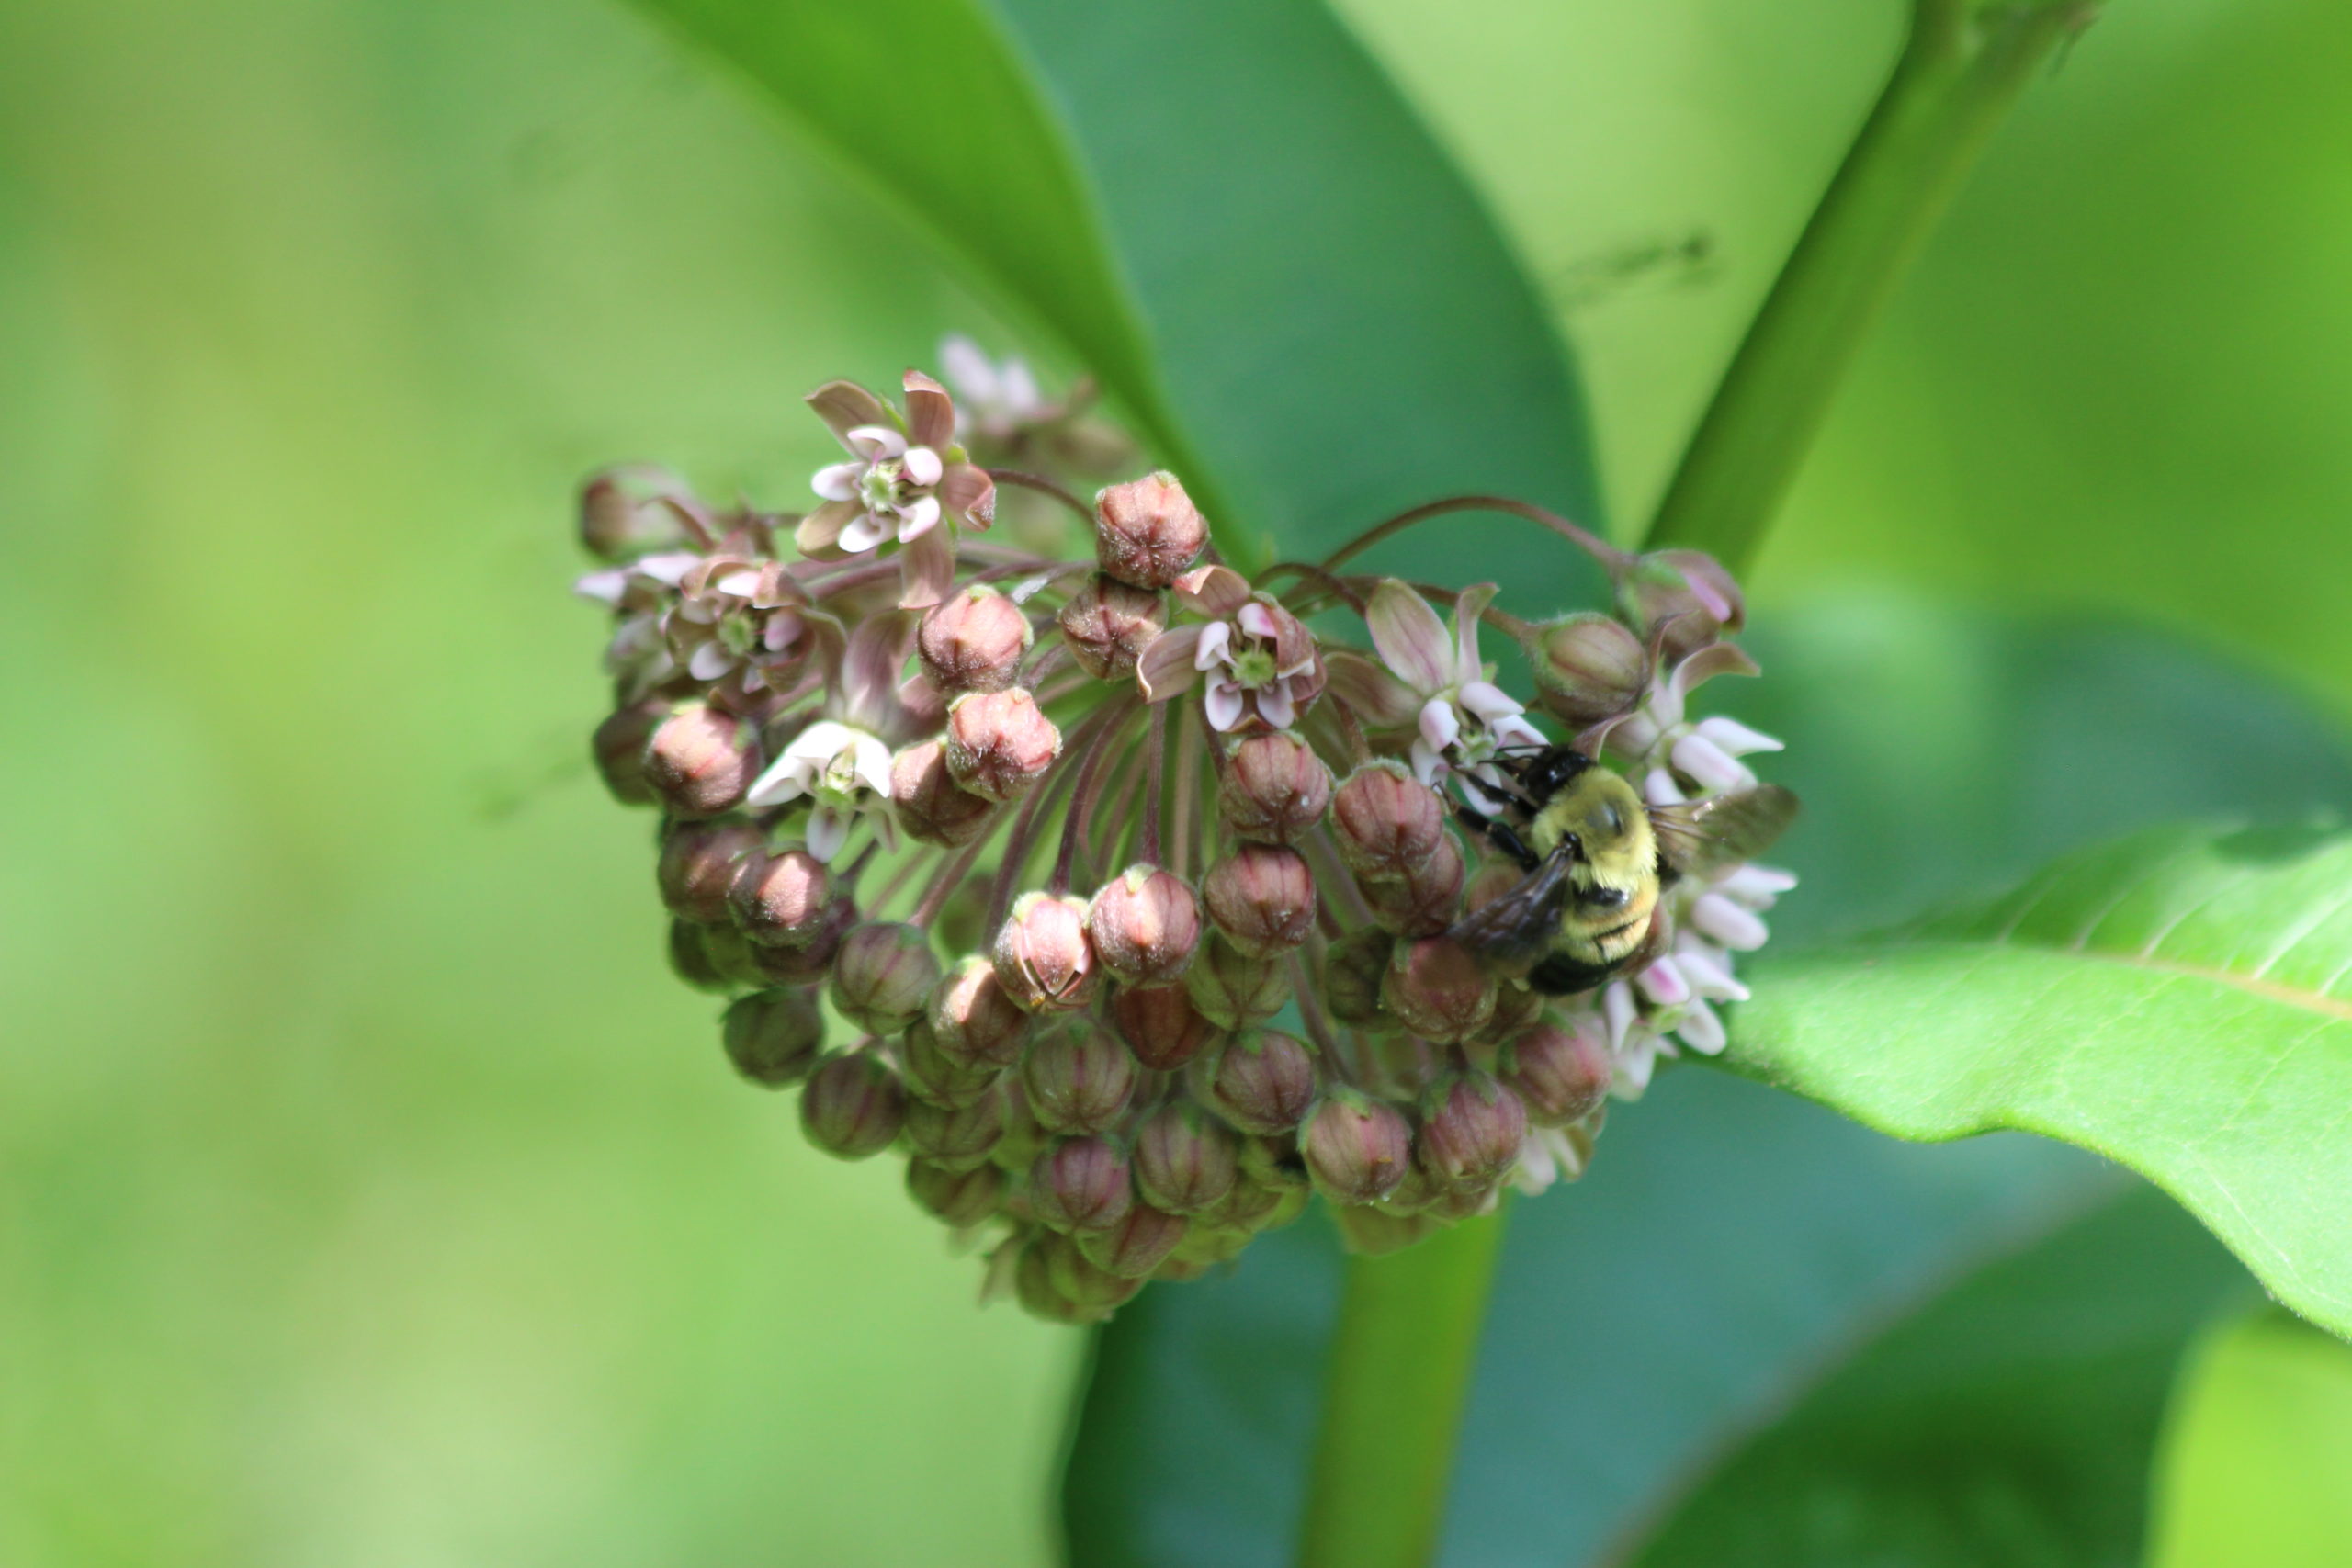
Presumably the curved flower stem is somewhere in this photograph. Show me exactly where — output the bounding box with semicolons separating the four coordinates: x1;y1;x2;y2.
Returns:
1645;0;2099;571
1318;494;1627;577
986;467;1096;523
1295;1204;1510;1568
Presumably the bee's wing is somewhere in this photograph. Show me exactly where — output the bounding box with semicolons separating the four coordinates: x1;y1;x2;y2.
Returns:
1650;784;1800;882
1447;846;1576;976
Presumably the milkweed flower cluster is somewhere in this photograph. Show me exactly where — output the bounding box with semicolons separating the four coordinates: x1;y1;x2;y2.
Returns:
573;342;1793;1321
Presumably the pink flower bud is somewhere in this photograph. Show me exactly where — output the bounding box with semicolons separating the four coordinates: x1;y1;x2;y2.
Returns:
658;818;766;925
890;739;999;848
592;698;668;806
1021;1021;1139;1135
1011;1235;1091;1324
1417;1069;1527;1190
728;847;831;945
904;1079;1007;1168
1109;982;1219;1070
928;955;1032;1069
1204;1029;1318;1135
918;583;1033;694
1322;927;1396;1030
993;892;1100;1012
827;922;942;1035
1202;843;1318;957
1075;1202;1191;1280
743;897;853;985
1029;1134;1134;1232
1045;1231;1148;1314
1331;761;1445;880
1620;548;1746;663
799;1049;908;1159
1526;612;1649;727
1362;830;1466;939
1093;470;1207;590
720;987;826;1087
944;688;1062;803
1381;935;1496;1044
1213;1147;1312;1234
1182;932;1291;1030
1473;975;1546;1047
643;701;764;819
1131;1100;1240;1214
1057;572;1167;682
907;1158;1006;1227
667;918;730;993
1086;864;1204;987
577;464;689;561
1333;1204;1442;1257
899;1018;1001;1108
1500;1013;1612;1126
1216;730;1334;843
1299;1087;1414;1204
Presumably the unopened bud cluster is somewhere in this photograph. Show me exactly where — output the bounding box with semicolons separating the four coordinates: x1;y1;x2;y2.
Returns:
572;336;1794;1320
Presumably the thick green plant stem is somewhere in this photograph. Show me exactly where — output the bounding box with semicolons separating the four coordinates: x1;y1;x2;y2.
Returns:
1295;1206;1510;1568
1645;0;2098;570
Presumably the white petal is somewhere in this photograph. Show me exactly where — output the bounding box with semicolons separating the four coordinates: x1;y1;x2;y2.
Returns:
1510;1129;1560;1196
1675;999;1727;1055
839;512;889;553
1490;713;1548;751
1673;942;1750;1002
574;569;627;604
1454;770;1508;815
745;754;811;809
1719;864;1799;907
852;733;894;797
807;807;851;863
812;461;864;502
1643;768;1687;807
687;640;735;682
938;335;1000;404
1693;892;1770;952
714;570;762;598
1204;681;1246;732
1635;958;1691;1009
1694;715;1784;758
1458;680;1523;722
1409;739;1445;787
784;720;856;765
1237;601;1279;640
902;446;944;488
1193;620;1232;671
897;493;942;540
1670;732;1756;795
1257;681;1296;730
1611;1032;1659;1100
1001;357;1042;415
1601;980;1640;1054
1418;696;1461;755
635;552;701;586
845;423;906;458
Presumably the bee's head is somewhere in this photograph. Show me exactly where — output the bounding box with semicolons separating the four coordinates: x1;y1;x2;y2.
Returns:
1544;768;1655;904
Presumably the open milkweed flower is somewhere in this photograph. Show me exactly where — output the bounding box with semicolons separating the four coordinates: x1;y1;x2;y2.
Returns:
575;549;703;698
663;553;827;702
938;333;1048;446
1327;580;1544;810
1135;564;1326;731
744;614;924;861
797;372;997;610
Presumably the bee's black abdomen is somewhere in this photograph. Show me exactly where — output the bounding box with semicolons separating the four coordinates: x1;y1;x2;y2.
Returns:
1528;952;1621;998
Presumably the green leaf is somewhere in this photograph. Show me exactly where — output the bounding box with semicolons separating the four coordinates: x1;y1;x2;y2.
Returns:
1630;1187;2253;1568
1069;601;2352;1568
629;0;1602;585
2149;1308;2352;1566
1734;818;2352;1340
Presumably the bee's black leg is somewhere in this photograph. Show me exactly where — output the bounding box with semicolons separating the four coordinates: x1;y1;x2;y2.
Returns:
1455;805;1540;873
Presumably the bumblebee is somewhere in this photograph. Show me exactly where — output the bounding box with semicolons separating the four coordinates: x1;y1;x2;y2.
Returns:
1448;746;1797;997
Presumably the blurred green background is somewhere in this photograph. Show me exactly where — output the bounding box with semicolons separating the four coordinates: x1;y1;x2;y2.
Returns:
5;0;2352;1563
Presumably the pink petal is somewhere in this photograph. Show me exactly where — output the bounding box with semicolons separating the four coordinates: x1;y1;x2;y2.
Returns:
687;641;735;682
1692;715;1782;758
1692;893;1769;952
795;499;863;558
1237;601;1278;640
1257;681;1296;729
937;335;1000;405
1322;649;1423;728
1675;999;1727;1056
1457;680;1521;722
1666;641;1760;706
1203;681;1246;732
1364;579;1453;694
1172;564;1251;618
841;613;913;730
807;807;852;863
1453;583;1498;682
574;569;627;604
811;461;863;502
1635;958;1691;1009
897;524;956;611
902;446;944;488
845;423;907;459
715;569;762;597
1135;626;1207;702
806;380;897;447
938;463;996;529
1670;732;1755;795
1418;696;1461;754
903;369;956;450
